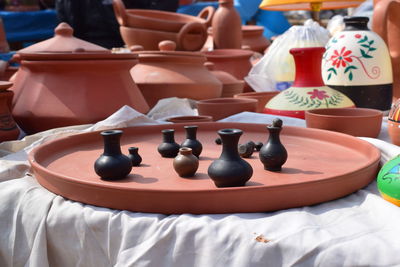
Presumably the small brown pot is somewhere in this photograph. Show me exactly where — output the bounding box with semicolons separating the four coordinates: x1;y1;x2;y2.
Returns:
388;120;400;145
197;97;258;121
173;147;199;178
234;91;279;113
166;115;213;123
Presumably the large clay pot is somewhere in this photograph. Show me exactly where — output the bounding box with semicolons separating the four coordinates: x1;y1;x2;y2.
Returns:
205;62;244;97
322;16;393;111
130;41;222;108
265;47;355;119
0;81;19;142
113;0;214;32
373;0;400;100
11;23;149;135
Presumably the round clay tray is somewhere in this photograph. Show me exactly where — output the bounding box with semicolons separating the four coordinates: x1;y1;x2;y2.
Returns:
29;122;380;214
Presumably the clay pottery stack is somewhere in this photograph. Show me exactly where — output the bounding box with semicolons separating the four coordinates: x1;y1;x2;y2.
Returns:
265;47;355;119
11;23;149;135
113;0;212;51
205;62;244;97
234;91;279;113
0;81;19;142
130;41;222;108
322;16;392;111
197;97;258;121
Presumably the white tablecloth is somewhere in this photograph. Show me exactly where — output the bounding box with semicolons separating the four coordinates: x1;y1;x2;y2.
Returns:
1;106;400;267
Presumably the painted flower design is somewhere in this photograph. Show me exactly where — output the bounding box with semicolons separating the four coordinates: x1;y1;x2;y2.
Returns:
330;47;353;68
307;89;329;100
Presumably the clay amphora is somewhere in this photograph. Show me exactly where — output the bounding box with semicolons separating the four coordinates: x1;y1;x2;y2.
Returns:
323;16;393;110
211;0;242;49
128;146;142;166
259;118;287;171
158;129;180;158
173;147;199;177
181;125;203;158
94;130;132;180
373;0;400;100
0;82;19;142
208;128;253;187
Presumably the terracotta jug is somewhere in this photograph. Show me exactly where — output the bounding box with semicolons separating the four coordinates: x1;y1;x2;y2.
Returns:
0;81;19;142
11;23;149;134
211;0;242;49
373;0;400;100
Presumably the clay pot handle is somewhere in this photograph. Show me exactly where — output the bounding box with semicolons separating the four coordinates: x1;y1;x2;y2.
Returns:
177;22;207;51
372;0;399;45
159;40;176;51
197;6;215;27
112;0;128;26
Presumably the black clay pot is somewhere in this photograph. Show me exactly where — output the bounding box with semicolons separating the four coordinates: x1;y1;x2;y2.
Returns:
208;128;253;187
128;146;142;166
157;129;180;158
94;130;132;180
181;125;203;158
259;119;288;171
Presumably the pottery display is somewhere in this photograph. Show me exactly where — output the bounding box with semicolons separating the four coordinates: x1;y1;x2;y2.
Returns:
166;115;213;123
388;98;400;145
173;147;199;178
181;125;203;158
211;0;242;49
29;122;380;214
10;23;149;135
234;91;279;113
377;155;400;206
205;62;244;97
322;16;392;110
158;129;180;158
197;98;258;121
208;128;253;187
373;0;400;100
0;81;19;142
94;130;132;180
305;108;383;138
130;41;222;108
113;0;213;32
259;118;288;171
265;47;355;119
128;147;142;166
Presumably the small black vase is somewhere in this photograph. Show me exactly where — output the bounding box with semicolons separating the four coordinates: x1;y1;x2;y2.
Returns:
181;125;203;158
157;129;180;158
208;128;253;187
259;119;288;171
128;146;142;166
94;130;132;180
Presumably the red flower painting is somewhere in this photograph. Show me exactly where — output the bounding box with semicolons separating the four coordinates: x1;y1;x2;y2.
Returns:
307;89;329;100
330;47;353;68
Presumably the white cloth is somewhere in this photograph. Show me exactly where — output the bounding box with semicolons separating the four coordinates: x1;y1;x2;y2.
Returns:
1;106;400;267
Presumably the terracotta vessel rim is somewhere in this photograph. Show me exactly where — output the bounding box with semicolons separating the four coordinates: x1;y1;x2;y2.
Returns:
306;108;383;118
127;9;206;25
0;81;13;91
198;98;258;105
234;91;279;97
166;115;213;123
203;49;254;59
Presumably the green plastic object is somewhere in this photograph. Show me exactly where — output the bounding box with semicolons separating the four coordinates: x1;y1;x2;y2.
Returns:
377;155;400;206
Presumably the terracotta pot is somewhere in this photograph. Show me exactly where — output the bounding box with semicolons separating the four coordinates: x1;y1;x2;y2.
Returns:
388;98;400;145
197;97;258;121
322;16;392;111
234;91;279;113
130;40;222;108
205;62;244;97
120;24;207;52
305;108;383;138
166;115;213;123
11;23;149;135
0;81;19;142
373;0;400;100
113;0;214;32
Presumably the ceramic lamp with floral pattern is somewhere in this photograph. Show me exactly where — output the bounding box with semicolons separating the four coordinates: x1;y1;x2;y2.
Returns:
322;16;393;111
264;47;354;119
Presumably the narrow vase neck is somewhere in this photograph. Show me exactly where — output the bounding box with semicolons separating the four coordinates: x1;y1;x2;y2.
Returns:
185;126;197;140
219;130;242;160
102;132;122;156
163;130;176;143
267;127;282;144
291;47;325;87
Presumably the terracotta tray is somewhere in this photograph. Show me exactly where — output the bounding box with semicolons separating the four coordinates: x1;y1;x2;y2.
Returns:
29;123;380;214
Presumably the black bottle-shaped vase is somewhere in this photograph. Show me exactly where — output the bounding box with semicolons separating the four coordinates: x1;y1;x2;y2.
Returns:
208;128;253;187
94;130;132;180
181;125;203;158
128;146;142;166
259;118;288;171
158;129;180;158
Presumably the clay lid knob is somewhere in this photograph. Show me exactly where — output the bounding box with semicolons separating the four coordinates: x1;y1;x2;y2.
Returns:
204;61;215;71
130;45;144;52
55;22;74;37
159;40;176;52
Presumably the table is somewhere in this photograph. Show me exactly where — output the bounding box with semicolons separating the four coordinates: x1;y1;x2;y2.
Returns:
1;106;400;266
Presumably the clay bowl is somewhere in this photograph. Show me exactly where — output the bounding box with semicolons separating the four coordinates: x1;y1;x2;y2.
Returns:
305;108;383;138
166;115;213;123
388;120;400;145
234;91;279;113
197;98;258;121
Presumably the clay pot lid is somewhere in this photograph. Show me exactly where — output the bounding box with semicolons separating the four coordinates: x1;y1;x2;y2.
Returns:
0;81;13;91
205;62;243;85
17;50;138;61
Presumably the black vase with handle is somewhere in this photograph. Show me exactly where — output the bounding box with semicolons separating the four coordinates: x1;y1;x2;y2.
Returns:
94;130;132;180
158;129;180;158
208;128;253;187
181;125;203;158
